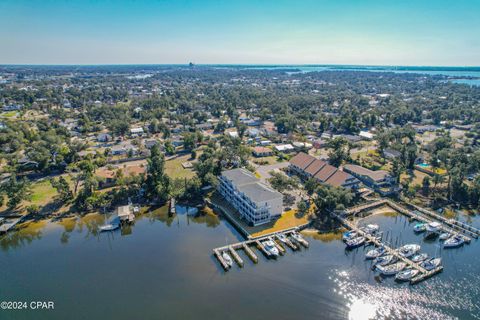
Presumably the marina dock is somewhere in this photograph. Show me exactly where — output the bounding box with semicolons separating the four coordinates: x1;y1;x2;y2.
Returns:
347;199;476;243
333;212;443;284
212;228;309;271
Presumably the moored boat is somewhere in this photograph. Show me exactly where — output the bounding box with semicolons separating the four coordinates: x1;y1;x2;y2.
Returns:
222;252;233;267
411;253;428;263
373;254;397;267
426;222;442;232
395;268;420;281
398;244;421;258
263;240;279;257
377;262;407;276
444;235;465;248
439;232;451;241
99;223;120;232
345;236;365;249
421;257;442;271
342;230;358;242
363;224;379;234
413;223;426;233
365;246;386;259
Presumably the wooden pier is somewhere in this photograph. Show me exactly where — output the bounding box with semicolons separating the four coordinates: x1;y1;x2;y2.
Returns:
333;213;443;284
229;246;244;267
345;199;475;243
242;243;258;263
212;228;309;271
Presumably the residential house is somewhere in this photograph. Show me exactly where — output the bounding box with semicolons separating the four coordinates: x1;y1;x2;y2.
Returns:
252;146;273;157
97;133;113;143
274;144;295;153
383;148;401;160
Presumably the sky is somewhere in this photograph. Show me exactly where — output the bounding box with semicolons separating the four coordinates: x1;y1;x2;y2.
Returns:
1;0;479;66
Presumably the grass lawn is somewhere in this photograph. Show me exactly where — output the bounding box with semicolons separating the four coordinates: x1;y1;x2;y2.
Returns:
251;155;280;165
0;175;74;215
251;208;311;237
165;154;196;179
0;111;18;118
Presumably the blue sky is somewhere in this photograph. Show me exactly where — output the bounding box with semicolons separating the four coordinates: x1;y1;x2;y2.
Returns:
1;0;479;65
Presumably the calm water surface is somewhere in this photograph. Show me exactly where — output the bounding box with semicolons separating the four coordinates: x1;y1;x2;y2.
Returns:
1;206;479;320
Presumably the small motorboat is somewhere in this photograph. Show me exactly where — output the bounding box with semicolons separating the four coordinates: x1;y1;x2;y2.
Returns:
263;240;279;257
439;232;451;241
395;268;420;282
365;246;386;259
426;222;442;232
342;230;358;242
363;224;379;234
421;257;442;271
373;254;397;267
346;236;365;249
99;223;120;232
444;235;465;248
277;233;288;243
377;262;407;276
398;244;421;258
222;252;233;268
411;253;428;263
413;223;426;233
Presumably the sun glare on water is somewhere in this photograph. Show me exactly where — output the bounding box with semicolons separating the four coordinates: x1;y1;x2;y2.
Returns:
348;298;378;320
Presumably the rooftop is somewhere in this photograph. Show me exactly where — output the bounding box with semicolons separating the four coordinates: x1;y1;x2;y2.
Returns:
221;168;258;186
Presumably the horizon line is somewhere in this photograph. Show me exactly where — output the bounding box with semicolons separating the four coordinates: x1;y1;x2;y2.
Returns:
1;63;480;68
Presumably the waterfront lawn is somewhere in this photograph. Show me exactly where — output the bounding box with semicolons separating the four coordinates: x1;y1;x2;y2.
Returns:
165;154;196;179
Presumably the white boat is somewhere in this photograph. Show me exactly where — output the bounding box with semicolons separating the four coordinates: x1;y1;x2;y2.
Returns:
395;268;420;281
444;235;465;248
439;232;451;241
277;233;289;243
365;246;386;259
413;223;426;233
346;236;365;249
363;224;379;234
411;253;428;263
291;232;306;244
374;254;397;267
426;222;442;232
377;262;407;276
99;223;120;232
398;244;421;258
421;258;442;271
263;240;279;257
342;230;358;242
222;252;233;267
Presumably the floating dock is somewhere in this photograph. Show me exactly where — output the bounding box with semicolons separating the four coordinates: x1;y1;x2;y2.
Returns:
334;212;444;284
212;228;309;271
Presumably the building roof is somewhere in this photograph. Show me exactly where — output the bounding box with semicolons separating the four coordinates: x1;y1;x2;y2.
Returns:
343;164;390;182
325;170;354;187
117;205;132;217
237;182;283;203
221;168;258;186
96;165;146;179
289;152;316;170
304;159;327;176
314;164;338;182
252;146;272;154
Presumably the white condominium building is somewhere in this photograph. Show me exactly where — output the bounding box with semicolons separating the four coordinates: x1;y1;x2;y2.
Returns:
218;168;283;226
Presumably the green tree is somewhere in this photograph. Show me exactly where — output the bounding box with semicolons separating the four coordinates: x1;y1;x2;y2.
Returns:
144;145;171;204
3;175;32;210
